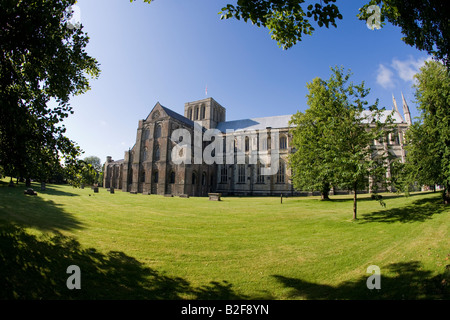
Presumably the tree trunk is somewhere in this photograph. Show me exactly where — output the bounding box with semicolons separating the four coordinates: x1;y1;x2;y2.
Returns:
321;181;330;201
353;182;358;220
443;183;450;205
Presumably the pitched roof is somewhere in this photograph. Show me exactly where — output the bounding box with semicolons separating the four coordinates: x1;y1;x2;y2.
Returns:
360;109;405;124
216;114;293;132
160;105;195;127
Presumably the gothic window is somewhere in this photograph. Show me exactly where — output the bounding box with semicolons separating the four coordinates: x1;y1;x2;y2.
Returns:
140;170;146;183
154;145;160;161
238;164;245;183
259;135;268;151
277;161;286;184
200;105;205;119
257;162;264;183
143;128;150;140
169;171;175;184
142;147;148;161
192;172;197;185
188;108;192;120
153;170;159;183
155;124;162;138
220;166;228;183
280;135;287;150
194;107;199;120
202;172;206;186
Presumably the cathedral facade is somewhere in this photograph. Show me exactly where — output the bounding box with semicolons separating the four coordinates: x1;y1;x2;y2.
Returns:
103;96;411;197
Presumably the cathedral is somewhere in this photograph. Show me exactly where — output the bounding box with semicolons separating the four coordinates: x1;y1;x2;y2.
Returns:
103;95;411;197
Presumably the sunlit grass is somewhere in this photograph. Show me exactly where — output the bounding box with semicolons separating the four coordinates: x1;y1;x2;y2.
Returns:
0;178;448;299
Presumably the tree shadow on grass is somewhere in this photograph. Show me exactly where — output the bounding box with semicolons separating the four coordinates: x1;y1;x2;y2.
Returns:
272;261;449;300
359;195;448;224
327;191;434;203
0;181;83;232
0;223;245;300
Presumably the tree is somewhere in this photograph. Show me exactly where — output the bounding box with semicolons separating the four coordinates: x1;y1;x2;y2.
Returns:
83;156;103;185
65;159;98;188
0;0;100;182
136;1;448;65
403;60;450;203
289;66;393;219
83;156;102;173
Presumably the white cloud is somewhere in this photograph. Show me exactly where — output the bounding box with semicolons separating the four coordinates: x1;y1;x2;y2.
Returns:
376;64;395;89
391;56;430;83
376;56;432;89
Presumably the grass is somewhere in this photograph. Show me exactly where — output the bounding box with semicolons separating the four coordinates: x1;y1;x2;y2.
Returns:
0;178;449;299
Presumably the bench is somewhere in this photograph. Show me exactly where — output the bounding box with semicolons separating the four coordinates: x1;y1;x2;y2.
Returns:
208;193;222;201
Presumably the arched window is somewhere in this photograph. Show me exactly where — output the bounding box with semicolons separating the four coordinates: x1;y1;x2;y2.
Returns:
220;165;227;183
169;171;175;184
238;164;245;183
154;145;160;161
153;170;159;183
277;161;285;184
194;107;199;120
155;124;162;138
140;170;145;183
280;135;287;150
257;162;264;183
245;136;250;152
188;108;192;120
192;172;197;185
259;135;268;151
143;128;150;140
202;172;206;186
142;147;148;161
200;105;206;119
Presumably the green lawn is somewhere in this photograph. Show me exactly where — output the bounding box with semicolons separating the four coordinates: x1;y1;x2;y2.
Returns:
0;179;448;299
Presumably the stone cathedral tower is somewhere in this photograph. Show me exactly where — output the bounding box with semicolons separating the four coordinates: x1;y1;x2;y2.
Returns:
184;97;226;130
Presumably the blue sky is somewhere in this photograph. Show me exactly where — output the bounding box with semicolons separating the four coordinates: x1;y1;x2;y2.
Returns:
65;0;431;162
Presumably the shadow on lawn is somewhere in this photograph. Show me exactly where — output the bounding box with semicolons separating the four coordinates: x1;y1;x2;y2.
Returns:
0;223;244;300
0;181;83;232
273;261;449;300
359;195;448;224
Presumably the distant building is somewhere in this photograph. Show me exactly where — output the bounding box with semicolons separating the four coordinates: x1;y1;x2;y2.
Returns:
103;95;411;196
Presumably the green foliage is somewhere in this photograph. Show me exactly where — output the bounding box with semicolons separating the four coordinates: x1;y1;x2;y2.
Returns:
219;0;342;50
83;156;102;173
289;66;394;218
403;60;450;202
0;0;100;182
64;159;99;188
